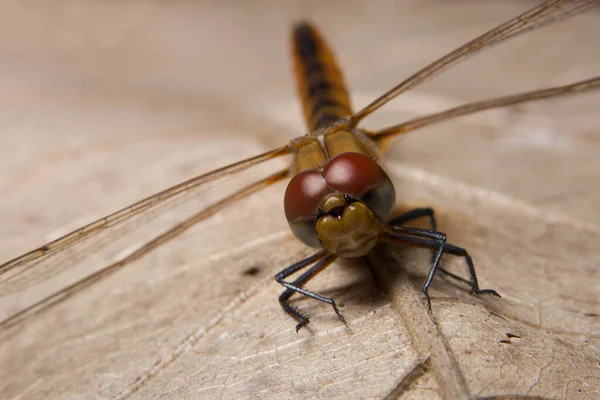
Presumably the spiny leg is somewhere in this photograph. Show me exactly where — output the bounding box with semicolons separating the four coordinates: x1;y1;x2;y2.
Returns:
274;251;343;331
389;207;438;266
274;251;325;330
387;234;500;304
385;226;447;309
389;208;472;287
444;243;500;297
277;256;344;330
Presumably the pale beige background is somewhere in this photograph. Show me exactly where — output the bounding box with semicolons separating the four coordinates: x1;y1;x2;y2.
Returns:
0;1;599;399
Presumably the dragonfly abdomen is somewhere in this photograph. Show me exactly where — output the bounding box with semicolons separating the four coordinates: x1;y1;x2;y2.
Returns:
292;22;353;133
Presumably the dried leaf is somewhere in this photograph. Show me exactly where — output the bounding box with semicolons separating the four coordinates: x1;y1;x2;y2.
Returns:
0;1;598;399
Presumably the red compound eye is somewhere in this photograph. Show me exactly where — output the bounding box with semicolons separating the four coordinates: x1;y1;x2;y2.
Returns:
323;153;395;220
284;169;328;248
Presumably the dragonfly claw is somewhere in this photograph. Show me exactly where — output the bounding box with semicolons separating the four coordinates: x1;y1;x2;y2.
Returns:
295;318;310;332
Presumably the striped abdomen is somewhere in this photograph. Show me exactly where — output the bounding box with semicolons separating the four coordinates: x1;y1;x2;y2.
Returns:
292;22;353;133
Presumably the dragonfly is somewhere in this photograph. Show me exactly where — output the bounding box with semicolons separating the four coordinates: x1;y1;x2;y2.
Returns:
0;0;599;333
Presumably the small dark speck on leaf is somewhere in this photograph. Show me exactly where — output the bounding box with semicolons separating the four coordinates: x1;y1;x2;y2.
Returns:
243;266;261;276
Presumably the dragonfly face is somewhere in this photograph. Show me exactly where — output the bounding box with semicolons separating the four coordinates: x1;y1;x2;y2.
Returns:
284;152;395;257
315;193;381;258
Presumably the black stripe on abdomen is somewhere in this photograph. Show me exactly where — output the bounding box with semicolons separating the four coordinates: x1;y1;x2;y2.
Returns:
292;22;353;132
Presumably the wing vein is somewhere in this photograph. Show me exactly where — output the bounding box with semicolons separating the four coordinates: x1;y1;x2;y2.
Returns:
0;168;289;331
0;145;290;293
347;0;599;126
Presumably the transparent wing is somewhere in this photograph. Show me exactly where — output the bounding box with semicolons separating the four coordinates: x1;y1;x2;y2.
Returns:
347;0;599;126
0;145;290;297
0;167;289;331
369;76;600;141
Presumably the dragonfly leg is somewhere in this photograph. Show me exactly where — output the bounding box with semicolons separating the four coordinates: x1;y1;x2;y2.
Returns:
389;207;438;266
443;243;501;297
385;226;447;310
389;209;482;291
275;253;342;332
389;207;437;231
385;232;500;308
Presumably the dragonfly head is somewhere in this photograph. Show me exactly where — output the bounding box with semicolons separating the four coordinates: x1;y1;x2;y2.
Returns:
284;152;396;257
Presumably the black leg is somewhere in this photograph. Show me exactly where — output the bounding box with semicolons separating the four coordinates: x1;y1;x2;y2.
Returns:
278;255;340;331
389;207;438;266
388;208;482;291
274;251;344;331
386;226;447;309
389;207;437;231
444;243;500;297
386;234;500;302
437;267;473;286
